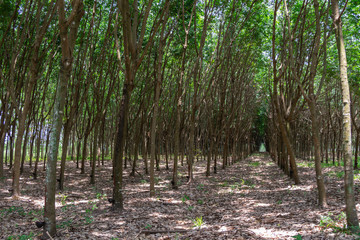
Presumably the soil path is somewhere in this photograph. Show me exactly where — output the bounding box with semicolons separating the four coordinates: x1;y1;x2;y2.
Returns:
0;153;358;239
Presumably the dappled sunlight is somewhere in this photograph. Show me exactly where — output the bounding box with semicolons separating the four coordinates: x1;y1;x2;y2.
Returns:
1;154;358;239
250;227;299;239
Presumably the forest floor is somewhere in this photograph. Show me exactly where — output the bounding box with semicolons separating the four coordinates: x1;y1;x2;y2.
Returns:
1;153;360;240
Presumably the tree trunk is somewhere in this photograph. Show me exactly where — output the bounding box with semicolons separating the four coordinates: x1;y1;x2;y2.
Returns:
81;134;88;174
29;130;36;168
43;0;83;236
59;123;71;190
90;124;98;184
43;129;51;171
331;0;359;231
20;125;30;175
0;131;5;179
33;123;42;180
112;84;132;210
76;139;81;169
309;101;327;207
354;131;359;170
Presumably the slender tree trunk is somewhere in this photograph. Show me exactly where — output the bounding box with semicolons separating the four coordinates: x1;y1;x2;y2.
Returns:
10;123;15;169
112;84;132;210
90;124;98;184
43;0;83;236
150;45;164;196
33;123;42;180
354;131;359;170
43;129;50;171
20;126;29;175
76;139;81;169
81;136;87;174
332;0;359;231
309;101;327;207
0;131;5;179
29;130;36;168
59;124;71;190
143;131;148;175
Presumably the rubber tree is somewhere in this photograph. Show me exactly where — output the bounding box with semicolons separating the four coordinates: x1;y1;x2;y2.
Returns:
11;1;56;199
42;0;84;237
283;0;327;207
331;0;359;232
271;0;300;185
112;0;170;210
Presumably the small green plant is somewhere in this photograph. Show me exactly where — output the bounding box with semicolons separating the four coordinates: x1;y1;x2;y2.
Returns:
0;206;27;218
354;173;360;181
57;220;73;229
84;215;94;224
197;199;204;205
220;181;229;187
336;171;345;179
7;232;35;240
319;212;347;233
188;205;194;211
140;179;147;184
326;171;345;179
250;162;260;167
196;184;204;191
276;200;282;205
89;200;98;211
96;192;107;200
292;234;302;240
59;193;68;205
181;194;190;203
192;216;204;229
145;224;152;229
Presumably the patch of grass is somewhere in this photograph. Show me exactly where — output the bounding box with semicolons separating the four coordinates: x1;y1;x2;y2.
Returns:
230;180;244;191
219;181;229;187
57;219;73;229
292;234;302;240
265;162;274;166
354;173;360;181
192;216;204;229
59;193;68;205
319;212;349;233
298;162;314;168
326;170;345;179
244;179;253;186
336;171;345;179
96;192;107;200
249;162;260;167
181;194;190;203
0;206;34;218
196;184;204;191
6;232;35;240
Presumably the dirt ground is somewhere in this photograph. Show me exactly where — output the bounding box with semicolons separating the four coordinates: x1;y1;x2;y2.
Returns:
1;153;359;239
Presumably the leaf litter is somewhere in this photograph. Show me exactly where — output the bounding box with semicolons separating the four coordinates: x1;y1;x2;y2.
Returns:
0;153;359;239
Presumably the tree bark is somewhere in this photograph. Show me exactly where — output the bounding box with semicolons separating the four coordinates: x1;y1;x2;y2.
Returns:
43;0;84;237
331;0;359;231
